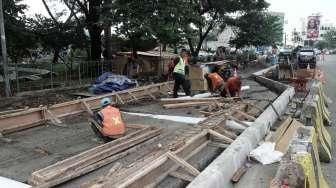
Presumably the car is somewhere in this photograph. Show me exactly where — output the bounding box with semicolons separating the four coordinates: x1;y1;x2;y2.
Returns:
297;49;316;69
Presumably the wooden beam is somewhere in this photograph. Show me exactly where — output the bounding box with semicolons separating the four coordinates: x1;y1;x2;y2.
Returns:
234;110;256;121
208;129;234;144
208;142;230;149
167;152;200;177
30;126;161;187
163;102;214;109
229;116;252;128
107;131;209;188
81;101;94;116
169;171;194;182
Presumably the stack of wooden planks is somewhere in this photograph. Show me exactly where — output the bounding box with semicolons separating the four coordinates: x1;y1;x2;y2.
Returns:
29;125;161;188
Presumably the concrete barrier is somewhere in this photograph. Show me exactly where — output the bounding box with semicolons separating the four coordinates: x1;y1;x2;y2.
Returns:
188;66;295;188
273;126;329;188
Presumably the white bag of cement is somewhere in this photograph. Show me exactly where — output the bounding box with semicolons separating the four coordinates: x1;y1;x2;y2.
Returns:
0;177;31;188
249;142;284;165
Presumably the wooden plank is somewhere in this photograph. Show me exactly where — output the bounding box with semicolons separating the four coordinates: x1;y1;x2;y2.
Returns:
208;142;230;149
112;131;209;188
163;102;213;109
276;120;301;153
167;152;200;177
30;126;161;186
208;129;234;144
267;117;293;143
169;171;194;182
234;110;256;121
45;109;63;125
229;116;252;128
81;101;94;116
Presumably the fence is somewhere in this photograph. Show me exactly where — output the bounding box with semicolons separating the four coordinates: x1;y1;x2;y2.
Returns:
0;60;119;96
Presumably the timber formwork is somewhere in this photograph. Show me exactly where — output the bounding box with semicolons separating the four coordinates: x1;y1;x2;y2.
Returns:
0;82;173;134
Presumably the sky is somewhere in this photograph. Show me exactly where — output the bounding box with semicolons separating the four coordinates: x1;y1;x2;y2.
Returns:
267;0;336;33
23;0;336;34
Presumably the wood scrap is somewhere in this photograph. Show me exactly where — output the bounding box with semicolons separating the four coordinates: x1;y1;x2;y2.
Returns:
45;109;65;127
167;152;200;177
231;164;249;183
163;102;214;109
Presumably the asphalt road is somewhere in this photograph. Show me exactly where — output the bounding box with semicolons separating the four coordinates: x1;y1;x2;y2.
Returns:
319;55;336;185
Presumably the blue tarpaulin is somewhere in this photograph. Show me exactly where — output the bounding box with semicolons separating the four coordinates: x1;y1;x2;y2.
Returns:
90;72;137;94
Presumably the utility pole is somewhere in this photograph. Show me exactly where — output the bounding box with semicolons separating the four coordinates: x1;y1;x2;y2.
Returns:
0;0;11;97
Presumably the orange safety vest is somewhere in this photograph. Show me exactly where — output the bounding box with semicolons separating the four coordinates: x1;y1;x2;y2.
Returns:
208;73;223;90
99;106;126;136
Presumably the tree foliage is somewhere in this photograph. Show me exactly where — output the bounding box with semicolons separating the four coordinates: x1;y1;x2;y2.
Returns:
3;0;37;62
230;12;283;48
323;29;336;48
171;0;269;57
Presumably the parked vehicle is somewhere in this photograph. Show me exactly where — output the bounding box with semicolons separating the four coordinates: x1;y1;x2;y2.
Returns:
297;49;316;69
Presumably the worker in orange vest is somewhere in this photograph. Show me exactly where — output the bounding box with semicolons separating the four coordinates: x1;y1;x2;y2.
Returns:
90;98;126;142
222;76;242;98
205;72;241;98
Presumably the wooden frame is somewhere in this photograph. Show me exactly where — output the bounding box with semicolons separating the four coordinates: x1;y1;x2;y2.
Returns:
0;82;173;134
29;125;161;188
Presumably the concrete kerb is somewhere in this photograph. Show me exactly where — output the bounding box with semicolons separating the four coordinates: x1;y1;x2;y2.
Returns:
188;66;295;188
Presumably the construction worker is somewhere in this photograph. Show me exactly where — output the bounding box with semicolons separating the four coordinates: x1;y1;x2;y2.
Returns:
205;72;225;94
205;68;241;98
222;76;242;98
90;98;126;142
172;49;191;98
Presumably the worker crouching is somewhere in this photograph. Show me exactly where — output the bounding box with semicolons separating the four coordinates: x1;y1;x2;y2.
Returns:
205;72;242;98
89;98;126;142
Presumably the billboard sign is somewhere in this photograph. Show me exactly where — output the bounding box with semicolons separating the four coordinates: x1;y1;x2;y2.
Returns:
307;16;321;39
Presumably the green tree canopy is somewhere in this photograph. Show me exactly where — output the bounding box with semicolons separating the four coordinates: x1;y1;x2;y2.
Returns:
230;12;283;48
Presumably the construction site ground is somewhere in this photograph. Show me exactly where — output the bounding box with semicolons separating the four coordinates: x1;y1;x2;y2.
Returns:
0;64;281;187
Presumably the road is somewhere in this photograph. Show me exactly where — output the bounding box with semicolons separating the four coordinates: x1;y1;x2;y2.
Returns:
319;55;336;184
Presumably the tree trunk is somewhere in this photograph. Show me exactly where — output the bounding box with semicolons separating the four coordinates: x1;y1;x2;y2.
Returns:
0;0;11;97
52;48;60;64
104;26;112;61
89;27;102;61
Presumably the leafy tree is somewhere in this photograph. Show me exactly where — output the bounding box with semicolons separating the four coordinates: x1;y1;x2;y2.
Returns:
111;0;158;56
230;12;283;48
314;40;329;50
3;0;37;63
323;29;336;48
171;0;269;57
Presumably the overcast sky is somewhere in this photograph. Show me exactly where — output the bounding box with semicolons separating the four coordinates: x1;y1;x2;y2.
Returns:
267;0;336;32
24;0;336;33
